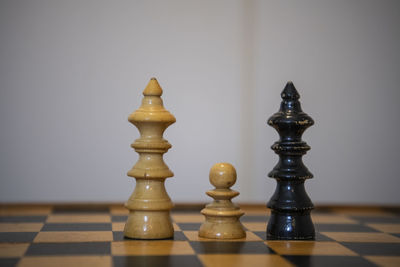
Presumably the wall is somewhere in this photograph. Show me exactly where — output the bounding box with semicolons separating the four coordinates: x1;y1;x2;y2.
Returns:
1;0;399;204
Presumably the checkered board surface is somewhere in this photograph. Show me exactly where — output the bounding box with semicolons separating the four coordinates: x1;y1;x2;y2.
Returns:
0;205;399;267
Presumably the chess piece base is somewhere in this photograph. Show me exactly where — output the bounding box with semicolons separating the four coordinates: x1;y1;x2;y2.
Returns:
124;210;173;239
199;215;246;239
267;210;315;240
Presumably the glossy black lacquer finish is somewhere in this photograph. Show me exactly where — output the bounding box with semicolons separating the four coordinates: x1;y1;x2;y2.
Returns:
267;82;315;240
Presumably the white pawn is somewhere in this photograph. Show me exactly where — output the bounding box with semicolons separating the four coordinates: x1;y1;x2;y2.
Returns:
198;163;246;239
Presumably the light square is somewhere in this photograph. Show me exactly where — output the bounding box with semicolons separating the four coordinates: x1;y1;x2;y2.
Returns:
112;222;124;232
367;223;400;233
330;208;395;217
198;254;293;267
0;243;29;258
18;256;111;267
0;223;43;232
266;241;357;256
110;206;128;215
321;232;400;243
312;215;357;224
46;215;111;223
111;240;195;255
172;213;204;223
173;222;181;231
34;231;113;243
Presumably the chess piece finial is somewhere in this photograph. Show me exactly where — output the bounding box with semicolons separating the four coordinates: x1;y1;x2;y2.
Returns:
199;163;246;239
143;77;163;96
124;78;175;239
281;81;300;100
266;81;315;240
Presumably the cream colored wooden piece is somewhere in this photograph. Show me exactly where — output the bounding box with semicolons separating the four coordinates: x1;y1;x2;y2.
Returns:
124;78;176;239
199;163;246;239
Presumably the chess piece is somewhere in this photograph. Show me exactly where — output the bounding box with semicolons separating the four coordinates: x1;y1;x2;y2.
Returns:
124;78;176;239
266;81;315;240
199;163;246;239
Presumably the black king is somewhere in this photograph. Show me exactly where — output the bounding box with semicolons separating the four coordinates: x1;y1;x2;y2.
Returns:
267;81;315;240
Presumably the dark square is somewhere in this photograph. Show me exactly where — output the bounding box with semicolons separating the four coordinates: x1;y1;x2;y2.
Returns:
315;232;334;241
111;216;128;222
52;206;110;213
0;258;19;267
253;231;334;241
283;255;377;267
0;216;47;223
177;223;201;231
314;207;335;214
341;242;400;256
25;242;111;255
315;224;378;232
189;241;274;254
254;231;266;240
41;223;112;231
113;231;125;241
172;231;187;241
113;255;203;267
241;215;269;222
383;208;400;216
0;232;37;242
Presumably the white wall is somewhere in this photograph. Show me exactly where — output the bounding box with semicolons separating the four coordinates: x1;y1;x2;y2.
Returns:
1;0;399;205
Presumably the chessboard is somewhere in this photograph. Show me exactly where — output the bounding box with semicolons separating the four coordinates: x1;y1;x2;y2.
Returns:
0;205;399;267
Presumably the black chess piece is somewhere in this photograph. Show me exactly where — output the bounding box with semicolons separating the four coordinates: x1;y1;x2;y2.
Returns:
266;81;315;240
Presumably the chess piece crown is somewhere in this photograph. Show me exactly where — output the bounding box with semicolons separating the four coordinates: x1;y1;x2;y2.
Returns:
199;163;246;239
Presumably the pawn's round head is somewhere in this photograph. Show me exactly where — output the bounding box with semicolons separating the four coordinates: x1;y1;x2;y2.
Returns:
209;163;237;189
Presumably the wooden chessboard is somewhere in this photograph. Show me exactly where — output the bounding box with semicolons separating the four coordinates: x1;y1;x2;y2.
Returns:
0;204;399;267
